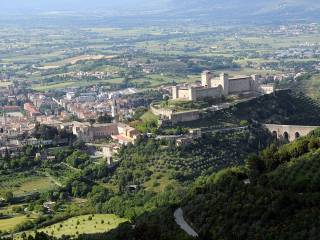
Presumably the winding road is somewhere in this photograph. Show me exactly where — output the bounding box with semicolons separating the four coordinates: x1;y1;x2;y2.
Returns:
174;208;198;238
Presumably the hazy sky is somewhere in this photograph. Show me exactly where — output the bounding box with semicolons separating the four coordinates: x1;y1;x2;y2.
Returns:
1;0;169;13
1;0;319;25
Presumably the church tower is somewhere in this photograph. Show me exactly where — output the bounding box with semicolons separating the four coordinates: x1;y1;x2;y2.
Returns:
111;99;118;118
1;111;7;134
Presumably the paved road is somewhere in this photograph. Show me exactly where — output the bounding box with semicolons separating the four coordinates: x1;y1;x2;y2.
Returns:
174;208;198;238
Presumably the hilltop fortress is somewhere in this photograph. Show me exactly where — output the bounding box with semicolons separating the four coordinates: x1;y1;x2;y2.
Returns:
172;71;274;101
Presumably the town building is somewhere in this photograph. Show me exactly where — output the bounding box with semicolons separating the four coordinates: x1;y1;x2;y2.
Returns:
24;103;41;117
111;123;141;145
101;143;121;165
72;122;118;142
72;122;140;144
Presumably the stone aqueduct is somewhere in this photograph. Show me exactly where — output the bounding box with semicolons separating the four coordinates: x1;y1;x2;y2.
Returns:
264;124;320;142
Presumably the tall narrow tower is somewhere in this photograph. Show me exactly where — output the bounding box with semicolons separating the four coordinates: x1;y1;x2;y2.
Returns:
201;71;212;88
111;99;119;118
1;110;7;134
172;86;179;100
220;73;229;96
3;110;7;125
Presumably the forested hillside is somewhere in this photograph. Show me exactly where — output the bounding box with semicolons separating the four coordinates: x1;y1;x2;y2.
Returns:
183;128;320;240
181;90;320;128
19;129;320;240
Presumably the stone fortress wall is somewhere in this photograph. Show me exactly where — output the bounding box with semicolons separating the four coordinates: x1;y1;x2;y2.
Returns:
170;110;200;124
173;71;274;101
228;77;251;94
150;103;200;124
150;104;174;118
153;70;275;124
190;86;222;100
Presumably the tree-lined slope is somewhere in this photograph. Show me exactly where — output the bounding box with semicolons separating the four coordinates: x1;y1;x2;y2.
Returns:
183;129;320;240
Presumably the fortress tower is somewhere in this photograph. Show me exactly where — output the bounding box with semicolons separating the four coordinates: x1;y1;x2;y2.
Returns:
201;70;213;88
219;73;229;96
172;86;179;100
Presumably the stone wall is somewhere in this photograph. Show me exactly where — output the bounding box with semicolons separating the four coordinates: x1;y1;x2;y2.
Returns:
171;110;200;124
192;86;222;101
150;104;200;124
177;88;190;100
150;104;173;119
257;84;274;94
228;78;251;94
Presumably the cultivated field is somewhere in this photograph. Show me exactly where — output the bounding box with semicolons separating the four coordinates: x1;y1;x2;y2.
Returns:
42;55;117;68
32;77;124;92
0;204;38;232
21;214;128;238
0;215;32;232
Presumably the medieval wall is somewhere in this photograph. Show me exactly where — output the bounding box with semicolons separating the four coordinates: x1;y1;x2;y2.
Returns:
151;104;200;124
228;78;251;94
192;86;222;101
171;110;200;124
150;104;174;119
177;88;190;100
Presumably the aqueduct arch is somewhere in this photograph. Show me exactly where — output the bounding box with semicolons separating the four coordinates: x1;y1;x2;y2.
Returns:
264;124;319;142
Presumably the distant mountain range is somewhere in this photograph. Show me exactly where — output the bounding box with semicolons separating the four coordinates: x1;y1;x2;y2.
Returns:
1;0;320;24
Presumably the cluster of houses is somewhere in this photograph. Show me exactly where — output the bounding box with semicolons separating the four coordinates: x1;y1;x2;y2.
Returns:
0;83;145;161
55;88;139;120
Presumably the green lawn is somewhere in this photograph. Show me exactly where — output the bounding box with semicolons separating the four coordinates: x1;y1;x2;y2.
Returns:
42;55;116;68
32;77;124;91
0;175;58;197
32;81;79;91
144;173;180;193
0;215;31;232
21;214;128;238
0;204;38;232
158;99;209;111
140;111;159;122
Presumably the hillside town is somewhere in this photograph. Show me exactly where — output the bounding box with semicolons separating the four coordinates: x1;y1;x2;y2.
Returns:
0;83;146;162
1;1;320;239
0;70;278;164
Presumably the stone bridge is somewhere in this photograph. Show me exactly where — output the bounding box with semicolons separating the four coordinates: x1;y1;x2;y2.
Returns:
264;124;320;142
